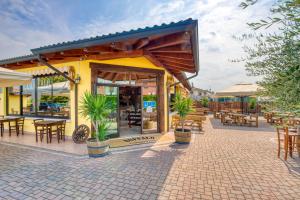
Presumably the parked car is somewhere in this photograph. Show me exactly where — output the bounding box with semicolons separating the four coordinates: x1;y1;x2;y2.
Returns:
39;102;60;112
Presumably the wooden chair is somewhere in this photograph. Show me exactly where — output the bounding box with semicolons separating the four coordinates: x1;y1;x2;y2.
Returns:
213;111;221;119
9;117;24;136
288;126;300;158
277;126;300;160
48;121;61;143
244;114;258;127
0;115;4;137
58;120;66;141
33;119;48;143
221;113;233;125
186;115;202;131
276;127;288;160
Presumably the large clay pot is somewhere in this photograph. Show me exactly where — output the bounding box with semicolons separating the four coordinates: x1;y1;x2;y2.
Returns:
86;138;109;158
143;120;154;129
174;128;192;144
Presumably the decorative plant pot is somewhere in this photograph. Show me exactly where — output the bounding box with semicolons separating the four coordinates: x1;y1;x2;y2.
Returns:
174;128;192;144
143;120;154;129
86;138;109;158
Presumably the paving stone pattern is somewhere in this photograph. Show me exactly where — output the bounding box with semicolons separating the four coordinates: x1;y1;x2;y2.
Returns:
0;117;299;199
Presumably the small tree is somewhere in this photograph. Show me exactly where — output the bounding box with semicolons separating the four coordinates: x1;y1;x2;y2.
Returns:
200;97;209;107
172;94;194;132
80;92;114;142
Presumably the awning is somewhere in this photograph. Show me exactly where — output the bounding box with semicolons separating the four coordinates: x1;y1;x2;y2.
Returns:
215;83;260;97
0;67;32;87
27;66;70;76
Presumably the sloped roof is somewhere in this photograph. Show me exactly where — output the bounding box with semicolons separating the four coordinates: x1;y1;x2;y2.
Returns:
0;67;32;87
0;19;199;90
215;83;260;97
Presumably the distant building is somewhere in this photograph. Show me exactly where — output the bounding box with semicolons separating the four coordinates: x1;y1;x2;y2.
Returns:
190;87;213;101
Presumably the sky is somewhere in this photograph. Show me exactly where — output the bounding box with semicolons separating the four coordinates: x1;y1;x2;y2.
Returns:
0;0;275;91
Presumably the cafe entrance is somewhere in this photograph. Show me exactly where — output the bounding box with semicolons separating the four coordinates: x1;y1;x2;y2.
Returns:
93;63;163;139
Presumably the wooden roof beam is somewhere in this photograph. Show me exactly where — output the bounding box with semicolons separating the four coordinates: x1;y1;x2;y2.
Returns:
88;50;143;60
152;52;193;60
155;55;193;62
110;42;132;51
163;62;195;73
134;38;150;49
145;32;190;51
158;57;194;66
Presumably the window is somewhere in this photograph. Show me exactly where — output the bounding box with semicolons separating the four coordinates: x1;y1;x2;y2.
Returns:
7;74;70;119
8;86;21;115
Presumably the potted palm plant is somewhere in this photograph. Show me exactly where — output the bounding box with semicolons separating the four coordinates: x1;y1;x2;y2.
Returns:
80;92;113;158
172;94;194;143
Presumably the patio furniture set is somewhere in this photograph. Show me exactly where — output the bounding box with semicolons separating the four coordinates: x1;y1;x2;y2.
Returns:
0;115;66;144
171;107;207;132
214;110;259;127
264;112;300;160
0;116;25;136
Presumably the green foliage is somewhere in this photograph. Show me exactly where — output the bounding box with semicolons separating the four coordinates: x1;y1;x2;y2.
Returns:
248;98;257;110
143;95;157;101
172;94;193;131
200;97;209;107
80;92;114;141
235;0;300;112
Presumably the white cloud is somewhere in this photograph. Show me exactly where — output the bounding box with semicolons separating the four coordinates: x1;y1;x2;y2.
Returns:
0;0;274;91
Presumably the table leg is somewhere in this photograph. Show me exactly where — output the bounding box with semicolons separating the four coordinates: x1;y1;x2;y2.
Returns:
289;136;293;158
297;136;300;157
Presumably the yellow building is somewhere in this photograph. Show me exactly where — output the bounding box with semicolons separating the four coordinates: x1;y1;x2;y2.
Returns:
0;19;199;139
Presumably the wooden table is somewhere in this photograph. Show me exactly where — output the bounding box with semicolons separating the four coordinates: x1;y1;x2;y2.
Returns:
287;126;300;158
294;118;300;125
0;116;21;137
231;113;247;125
34;120;64;143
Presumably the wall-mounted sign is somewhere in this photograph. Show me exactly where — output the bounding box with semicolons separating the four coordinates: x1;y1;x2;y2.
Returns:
143;101;156;108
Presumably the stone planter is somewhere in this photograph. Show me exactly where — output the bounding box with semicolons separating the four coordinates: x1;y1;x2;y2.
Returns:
174;128;192;144
86;138;109;158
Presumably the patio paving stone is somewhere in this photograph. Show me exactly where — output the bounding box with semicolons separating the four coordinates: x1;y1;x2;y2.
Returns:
0;116;299;199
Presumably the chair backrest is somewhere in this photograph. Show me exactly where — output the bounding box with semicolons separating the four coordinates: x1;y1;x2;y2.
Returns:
276;127;286;146
17;117;25;125
33;119;44;127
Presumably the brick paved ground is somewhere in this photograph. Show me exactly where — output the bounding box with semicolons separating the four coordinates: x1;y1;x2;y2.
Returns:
0;116;299;200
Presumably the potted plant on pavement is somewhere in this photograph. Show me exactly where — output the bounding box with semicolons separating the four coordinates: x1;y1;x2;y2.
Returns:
172;94;194;144
80;92;114;158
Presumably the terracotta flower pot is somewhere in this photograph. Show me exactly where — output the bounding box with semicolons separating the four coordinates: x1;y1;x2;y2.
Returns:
174;128;192;144
143;120;154;129
86;138;109;158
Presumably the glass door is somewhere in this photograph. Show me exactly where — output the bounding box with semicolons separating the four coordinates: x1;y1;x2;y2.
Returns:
96;85;119;138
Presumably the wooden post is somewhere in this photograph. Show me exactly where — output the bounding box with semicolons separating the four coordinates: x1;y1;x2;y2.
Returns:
157;73;165;133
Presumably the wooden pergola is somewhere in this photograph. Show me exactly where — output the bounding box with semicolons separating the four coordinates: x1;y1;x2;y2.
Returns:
0;19;199;90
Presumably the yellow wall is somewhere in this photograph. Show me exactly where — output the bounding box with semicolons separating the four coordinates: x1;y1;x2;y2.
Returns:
1;56;171;136
0;89;4;115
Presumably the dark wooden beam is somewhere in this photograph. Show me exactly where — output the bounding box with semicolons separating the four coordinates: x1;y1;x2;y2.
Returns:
88;50;143;60
159;57;194;67
150;44;192;53
90;63;165;75
155;55;193;62
145;32;190;51
38;57;76;84
152;52;194;60
144;52;164;68
110;42;132;51
134;38;149;49
163;62;195;73
112;73;120;82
